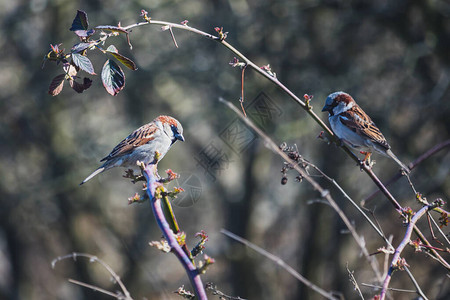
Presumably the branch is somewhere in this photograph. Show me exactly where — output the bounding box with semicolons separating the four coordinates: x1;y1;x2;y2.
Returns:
142;164;207;300
51;252;132;300
363;139;450;204
68;278;127;299
380;205;434;300
221;229;339;300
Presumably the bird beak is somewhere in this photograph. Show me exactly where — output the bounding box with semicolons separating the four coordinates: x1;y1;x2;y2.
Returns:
321;104;330;112
175;133;185;142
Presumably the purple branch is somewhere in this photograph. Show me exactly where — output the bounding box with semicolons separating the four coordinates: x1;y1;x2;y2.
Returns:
143;164;207;299
380;205;431;300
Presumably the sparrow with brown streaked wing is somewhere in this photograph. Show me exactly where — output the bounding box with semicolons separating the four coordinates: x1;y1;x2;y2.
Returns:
80;115;184;185
322;91;409;172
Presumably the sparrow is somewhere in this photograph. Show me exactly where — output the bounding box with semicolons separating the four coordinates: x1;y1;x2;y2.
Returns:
322;91;409;172
80;115;184;185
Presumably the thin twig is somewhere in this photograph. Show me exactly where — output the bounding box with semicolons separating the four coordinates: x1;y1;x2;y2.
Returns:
168;26;179;48
240;65;247;117
346;263;364;300
52;252;132;299
428;212;450;246
361;283;415;293
68;278;127;299
221;229;339;300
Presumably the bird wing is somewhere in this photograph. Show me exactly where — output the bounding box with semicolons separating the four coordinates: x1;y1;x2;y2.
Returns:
338;105;390;150
100;123;158;162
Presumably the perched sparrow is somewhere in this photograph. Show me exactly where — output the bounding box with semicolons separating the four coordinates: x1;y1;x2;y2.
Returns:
81;115;184;185
322;91;409;172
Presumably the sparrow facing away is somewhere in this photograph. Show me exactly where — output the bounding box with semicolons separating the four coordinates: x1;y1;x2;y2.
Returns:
322;91;409;172
81;115;184;185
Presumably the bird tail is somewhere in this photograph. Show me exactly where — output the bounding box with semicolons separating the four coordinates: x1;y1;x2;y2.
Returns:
386;149;410;173
80;167;106;185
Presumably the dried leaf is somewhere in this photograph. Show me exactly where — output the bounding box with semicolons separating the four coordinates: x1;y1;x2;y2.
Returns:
48;74;65;96
101;59;125;96
70;10;89;31
71;53;95;75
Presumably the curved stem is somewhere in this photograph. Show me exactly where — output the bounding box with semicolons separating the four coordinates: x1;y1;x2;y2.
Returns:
380;205;432;300
143;165;206;299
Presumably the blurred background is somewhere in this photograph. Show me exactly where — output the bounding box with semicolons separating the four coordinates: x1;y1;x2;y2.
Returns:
1;0;449;299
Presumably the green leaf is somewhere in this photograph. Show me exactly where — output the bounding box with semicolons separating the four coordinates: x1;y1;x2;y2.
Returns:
70;10;89;31
71;53;95;75
105;45;137;70
101;59;125;96
48;74;65;96
95;25;128;34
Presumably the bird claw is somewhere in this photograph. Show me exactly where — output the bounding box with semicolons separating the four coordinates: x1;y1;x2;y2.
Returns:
358;151;375;171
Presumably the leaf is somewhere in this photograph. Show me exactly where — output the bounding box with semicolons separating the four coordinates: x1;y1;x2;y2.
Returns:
48;74;65;96
83;77;93;89
106;45;118;53
101;59;125;96
73;29;95;38
95;25;128;34
71;53;95;75
105;45;137;70
63;63;78;77
71;42;92;53
70;10;89;31
69;77;92;93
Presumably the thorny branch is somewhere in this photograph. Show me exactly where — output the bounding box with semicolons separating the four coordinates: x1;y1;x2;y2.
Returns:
142;164;207;300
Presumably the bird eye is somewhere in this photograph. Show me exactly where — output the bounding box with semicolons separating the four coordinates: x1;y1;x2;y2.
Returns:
171;124;178;134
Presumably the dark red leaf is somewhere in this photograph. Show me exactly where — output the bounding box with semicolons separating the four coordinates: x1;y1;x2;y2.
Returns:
101;59;125;96
70;10;89;31
83;77;93;89
69;80;84;93
105;45;137;70
71;53;95;75
69;77;92;93
48;74;65;96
